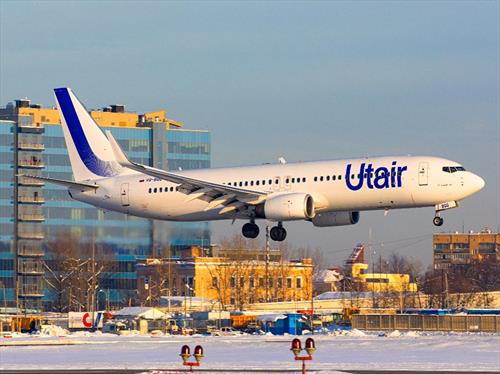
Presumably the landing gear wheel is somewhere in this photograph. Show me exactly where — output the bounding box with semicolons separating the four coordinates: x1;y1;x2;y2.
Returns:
242;222;260;239
433;216;444;226
270;225;287;242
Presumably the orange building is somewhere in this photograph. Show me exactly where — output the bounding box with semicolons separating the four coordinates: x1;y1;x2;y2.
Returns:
137;248;313;310
433;229;499;269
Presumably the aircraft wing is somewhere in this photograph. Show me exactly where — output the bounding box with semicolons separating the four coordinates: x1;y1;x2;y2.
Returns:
105;131;266;215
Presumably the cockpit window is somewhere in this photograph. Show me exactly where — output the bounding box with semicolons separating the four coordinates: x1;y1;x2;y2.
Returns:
442;166;466;173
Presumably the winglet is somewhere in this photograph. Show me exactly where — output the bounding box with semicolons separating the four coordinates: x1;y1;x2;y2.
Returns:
105;130;132;167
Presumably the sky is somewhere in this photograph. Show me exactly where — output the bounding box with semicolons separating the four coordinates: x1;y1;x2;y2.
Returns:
1;1;499;266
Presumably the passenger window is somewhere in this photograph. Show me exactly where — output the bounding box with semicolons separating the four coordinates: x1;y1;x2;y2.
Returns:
314;177;318;182
159;187;163;193
170;187;174;192
269;179;272;185
256;180;260;186
176;186;179;191
296;178;300;184
292;178;295;183
332;175;336;181
285;178;289;183
275;179;279;184
245;181;248;186
320;176;324;181
250;181;254;186
338;175;342;180
154;188;157;193
302;177;306;182
239;182;243;187
148;188;152;193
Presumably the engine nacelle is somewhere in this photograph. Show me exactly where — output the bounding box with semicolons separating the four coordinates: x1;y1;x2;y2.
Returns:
258;193;315;221
311;211;360;227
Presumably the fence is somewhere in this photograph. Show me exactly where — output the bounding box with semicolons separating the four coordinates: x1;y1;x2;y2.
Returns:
352;314;500;332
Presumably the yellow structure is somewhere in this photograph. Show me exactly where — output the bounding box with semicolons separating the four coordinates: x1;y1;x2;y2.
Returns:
351;262;417;293
433;229;499;269
13;102;182;128
137;252;313;310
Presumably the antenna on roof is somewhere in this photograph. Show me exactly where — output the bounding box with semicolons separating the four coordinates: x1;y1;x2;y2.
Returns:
278;157;287;165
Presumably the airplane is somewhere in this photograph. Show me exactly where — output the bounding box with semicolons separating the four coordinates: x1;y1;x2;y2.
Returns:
25;88;486;242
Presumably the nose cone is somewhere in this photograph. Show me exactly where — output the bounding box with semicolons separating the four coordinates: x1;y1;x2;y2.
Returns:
470;174;485;194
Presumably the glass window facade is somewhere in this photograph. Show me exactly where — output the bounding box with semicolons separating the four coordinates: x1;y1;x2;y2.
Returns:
0;112;211;309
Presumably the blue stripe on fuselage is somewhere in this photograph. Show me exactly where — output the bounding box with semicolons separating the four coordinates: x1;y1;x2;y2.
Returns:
54;88;118;177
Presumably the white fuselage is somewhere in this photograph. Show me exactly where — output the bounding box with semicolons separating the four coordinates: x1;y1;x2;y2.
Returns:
70;155;484;222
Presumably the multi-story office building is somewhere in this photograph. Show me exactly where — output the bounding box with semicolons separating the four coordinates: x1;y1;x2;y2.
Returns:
433;229;499;270
0;98;210;311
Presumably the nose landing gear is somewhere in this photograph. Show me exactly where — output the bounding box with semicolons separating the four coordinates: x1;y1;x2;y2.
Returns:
433;201;458;227
433;216;444;226
270;222;287;242
242;222;260;239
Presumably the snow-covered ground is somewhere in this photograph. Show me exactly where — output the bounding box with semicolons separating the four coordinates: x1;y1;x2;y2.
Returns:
0;330;499;372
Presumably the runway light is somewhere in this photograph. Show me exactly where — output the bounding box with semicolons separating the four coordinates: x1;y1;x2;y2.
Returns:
291;338;302;357
180;344;204;371
305;338;316;356
290;338;315;374
194;345;204;362
180;345;190;363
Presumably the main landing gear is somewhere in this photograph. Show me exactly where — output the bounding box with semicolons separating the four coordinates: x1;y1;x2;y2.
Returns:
241;221;287;242
242;221;259;239
433;215;444;226
270;222;287;242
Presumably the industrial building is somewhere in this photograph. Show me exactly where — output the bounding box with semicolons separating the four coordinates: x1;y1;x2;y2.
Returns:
314;244;418;293
433;229;499;269
0;97;211;311
136;246;313;309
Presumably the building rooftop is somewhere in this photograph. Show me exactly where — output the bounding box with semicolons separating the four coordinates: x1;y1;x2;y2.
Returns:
0;97;184;129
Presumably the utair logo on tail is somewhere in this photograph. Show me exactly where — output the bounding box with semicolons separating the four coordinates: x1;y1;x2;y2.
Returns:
345;161;408;191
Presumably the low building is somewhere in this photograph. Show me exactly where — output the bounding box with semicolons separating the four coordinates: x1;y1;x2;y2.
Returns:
433;229;499;269
345;244;417;293
112;306;167;333
137;247;313;310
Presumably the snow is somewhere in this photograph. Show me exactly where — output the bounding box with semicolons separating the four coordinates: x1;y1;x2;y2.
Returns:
0;331;498;371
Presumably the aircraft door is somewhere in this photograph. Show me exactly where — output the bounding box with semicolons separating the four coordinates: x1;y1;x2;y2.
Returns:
120;183;130;206
418;162;428;186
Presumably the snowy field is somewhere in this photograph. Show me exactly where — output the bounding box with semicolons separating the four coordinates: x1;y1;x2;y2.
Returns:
0;330;499;372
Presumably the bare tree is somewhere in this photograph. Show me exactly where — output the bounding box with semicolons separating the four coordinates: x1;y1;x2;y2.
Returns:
44;231;114;312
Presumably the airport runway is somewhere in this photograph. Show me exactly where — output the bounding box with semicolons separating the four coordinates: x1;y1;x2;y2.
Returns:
0;370;497;373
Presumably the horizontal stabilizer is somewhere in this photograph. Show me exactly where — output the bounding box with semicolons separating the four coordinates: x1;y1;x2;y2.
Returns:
18;174;98;191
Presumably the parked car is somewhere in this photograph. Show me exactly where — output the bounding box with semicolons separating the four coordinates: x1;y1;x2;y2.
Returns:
213;327;242;336
102;321;128;335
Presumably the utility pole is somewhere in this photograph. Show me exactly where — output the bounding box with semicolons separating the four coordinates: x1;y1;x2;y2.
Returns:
444;271;449;309
90;238;96;329
265;225;270;303
369;228;374;309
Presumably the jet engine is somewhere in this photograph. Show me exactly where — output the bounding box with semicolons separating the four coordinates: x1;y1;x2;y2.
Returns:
311;211;360;227
256;193;315;221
